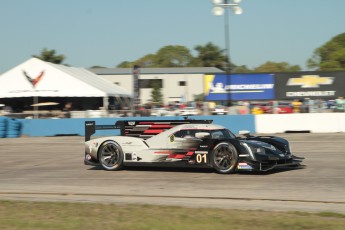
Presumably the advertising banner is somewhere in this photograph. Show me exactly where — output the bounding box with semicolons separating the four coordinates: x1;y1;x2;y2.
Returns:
275;71;345;100
204;74;274;101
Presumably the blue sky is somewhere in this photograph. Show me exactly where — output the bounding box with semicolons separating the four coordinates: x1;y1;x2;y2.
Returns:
1;0;344;74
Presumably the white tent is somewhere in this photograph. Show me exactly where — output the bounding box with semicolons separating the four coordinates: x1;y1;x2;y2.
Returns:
0;58;131;98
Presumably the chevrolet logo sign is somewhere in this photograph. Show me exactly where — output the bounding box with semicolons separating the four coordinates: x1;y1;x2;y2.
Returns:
287;75;334;88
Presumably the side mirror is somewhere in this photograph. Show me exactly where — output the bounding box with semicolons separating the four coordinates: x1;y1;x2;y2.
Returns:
195;132;210;139
239;130;250;136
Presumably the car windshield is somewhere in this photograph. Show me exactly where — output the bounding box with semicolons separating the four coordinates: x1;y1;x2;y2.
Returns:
175;128;235;139
209;129;236;139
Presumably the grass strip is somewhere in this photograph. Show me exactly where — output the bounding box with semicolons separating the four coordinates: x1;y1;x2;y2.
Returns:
0;200;344;230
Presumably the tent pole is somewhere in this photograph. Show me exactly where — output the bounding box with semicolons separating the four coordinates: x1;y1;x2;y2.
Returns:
131;97;135;117
117;96;125;115
34;96;38;119
103;96;109;117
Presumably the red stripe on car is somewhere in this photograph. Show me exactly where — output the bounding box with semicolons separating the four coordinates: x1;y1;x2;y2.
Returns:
143;129;163;134
150;125;173;129
138;122;155;125
186;151;194;156
168;154;185;159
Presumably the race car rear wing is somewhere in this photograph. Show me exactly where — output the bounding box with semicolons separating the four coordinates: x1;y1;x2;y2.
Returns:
85;121;119;141
85;119;212;141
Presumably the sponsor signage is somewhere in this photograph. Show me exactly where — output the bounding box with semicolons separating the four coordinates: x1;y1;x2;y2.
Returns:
8;89;59;94
4;69;60;96
23;70;45;88
275;72;345;100
204;74;274;101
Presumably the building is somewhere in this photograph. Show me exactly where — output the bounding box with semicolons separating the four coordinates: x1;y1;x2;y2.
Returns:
89;67;224;105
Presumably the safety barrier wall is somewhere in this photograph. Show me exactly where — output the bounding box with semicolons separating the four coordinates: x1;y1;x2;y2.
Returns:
255;113;345;133
2;113;344;137
18;115;256;137
0;117;22;138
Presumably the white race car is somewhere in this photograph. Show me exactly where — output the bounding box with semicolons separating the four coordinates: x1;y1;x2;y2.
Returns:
84;119;303;174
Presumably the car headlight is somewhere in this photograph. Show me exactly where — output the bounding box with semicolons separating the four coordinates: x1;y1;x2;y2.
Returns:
241;143;265;160
263;145;276;151
286;143;292;154
288;143;292;153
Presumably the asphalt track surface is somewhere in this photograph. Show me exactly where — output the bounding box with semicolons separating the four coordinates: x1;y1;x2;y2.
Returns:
0;133;344;213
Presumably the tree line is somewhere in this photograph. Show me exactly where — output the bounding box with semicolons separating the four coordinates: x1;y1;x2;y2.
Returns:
33;32;345;72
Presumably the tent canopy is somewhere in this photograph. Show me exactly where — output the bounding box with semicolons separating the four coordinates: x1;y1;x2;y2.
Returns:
0;58;131;98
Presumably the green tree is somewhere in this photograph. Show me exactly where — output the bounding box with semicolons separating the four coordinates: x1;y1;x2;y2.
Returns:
33;48;65;64
117;55;156;68
150;79;163;104
154;45;193;67
233;65;252;73
193;93;204;102
117;61;133;68
114;43;248;71
253;61;301;72
116;47;193;68
193;42;226;69
90;65;106;68
307;32;345;71
135;54;156;67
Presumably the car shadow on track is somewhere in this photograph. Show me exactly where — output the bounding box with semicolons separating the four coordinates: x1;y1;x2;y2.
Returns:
87;165;214;174
87;165;306;175
237;165;306;175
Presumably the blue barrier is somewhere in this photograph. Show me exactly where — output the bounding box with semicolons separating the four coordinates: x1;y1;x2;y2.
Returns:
0;117;23;138
6;118;22;138
18;115;256;137
0;116;8;138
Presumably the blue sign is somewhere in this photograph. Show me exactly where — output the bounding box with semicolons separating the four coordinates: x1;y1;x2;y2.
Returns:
204;74;275;101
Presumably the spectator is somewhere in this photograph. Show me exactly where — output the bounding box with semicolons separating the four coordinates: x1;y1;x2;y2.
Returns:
300;99;309;113
62;102;72;118
335;97;345;112
326;100;335;110
291;99;302;113
316;99;325;112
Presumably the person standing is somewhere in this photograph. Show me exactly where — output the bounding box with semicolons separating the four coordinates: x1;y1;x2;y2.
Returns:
291;99;302;113
62;102;72;118
335;97;345;112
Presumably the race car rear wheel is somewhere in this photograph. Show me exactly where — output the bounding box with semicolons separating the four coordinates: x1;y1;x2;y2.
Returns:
98;141;124;171
211;142;238;174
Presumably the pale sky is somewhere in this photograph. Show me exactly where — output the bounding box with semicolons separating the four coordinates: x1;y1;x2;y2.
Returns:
1;0;344;74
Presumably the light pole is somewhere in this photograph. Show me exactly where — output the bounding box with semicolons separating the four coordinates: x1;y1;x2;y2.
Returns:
211;0;243;107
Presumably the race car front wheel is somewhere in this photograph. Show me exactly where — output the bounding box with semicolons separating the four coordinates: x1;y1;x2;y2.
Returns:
211;142;238;174
98;141;124;171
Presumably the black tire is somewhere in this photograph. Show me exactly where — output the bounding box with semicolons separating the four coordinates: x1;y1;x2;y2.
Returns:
211;142;238;174
98;141;124;171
